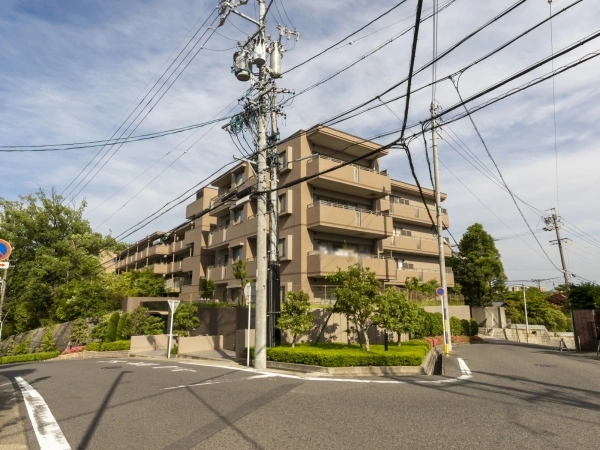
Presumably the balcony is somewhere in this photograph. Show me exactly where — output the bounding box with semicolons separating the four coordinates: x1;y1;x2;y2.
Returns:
381;235;451;256
147;263;169;275
208;226;229;249
306;201;392;238
168;260;184;274
306;251;396;280
170;240;188;254
389;202;450;228
228;215;259;242
207;259;257;285
181;256;198;273
147;245;169;257
396;267;454;286
306;155;390;198
184;227;204;248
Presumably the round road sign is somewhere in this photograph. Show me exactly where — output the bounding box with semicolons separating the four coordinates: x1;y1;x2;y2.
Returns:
436;287;445;296
0;239;11;262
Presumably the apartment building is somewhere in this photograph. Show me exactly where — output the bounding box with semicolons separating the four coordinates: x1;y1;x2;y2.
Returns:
114;125;453;302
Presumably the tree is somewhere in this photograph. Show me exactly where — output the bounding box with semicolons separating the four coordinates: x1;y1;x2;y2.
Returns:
276;290;313;348
144;316;165;335
326;264;381;351
405;277;420;301
105;312;120;342
90;320;108;341
200;279;216;299
419;279;438;297
39;326;57;352
503;288;571;332
567;283;600;310
232;259;251;305
124;306;164;336
119;270;166;297
375;288;424;345
69;318;89;345
0;189;124;332
173;303;200;337
447;223;507;306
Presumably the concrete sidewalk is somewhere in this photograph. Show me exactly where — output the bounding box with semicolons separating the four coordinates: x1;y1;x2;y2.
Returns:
0;375;28;450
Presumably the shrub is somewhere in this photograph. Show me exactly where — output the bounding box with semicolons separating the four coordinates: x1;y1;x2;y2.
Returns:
90;320;108;341
174;303;200;337
1;351;60;364
86;340;131;352
246;341;430;367
171;344;178;355
470;318;479;337
460;319;471;336
39;327;57;353
11;337;32;356
116;313;129;340
105;312;121;343
70;318;89;345
450;316;463;336
61;346;86;355
144;316;165;335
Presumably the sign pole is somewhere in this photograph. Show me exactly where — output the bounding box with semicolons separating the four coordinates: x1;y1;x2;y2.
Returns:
0;268;8;340
0;239;13;340
167;299;180;359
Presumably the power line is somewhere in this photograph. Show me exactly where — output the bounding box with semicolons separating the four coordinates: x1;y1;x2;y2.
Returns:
60;8;219;200
549;0;560;213
283;0;409;74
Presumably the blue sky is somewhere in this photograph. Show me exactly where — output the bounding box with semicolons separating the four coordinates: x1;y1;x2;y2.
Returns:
1;0;599;288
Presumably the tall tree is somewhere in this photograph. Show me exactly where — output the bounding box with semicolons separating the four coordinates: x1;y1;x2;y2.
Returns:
375;288;424;345
232;259;251;305
567;283;600;310
276;290;313;348
0;189;123;332
447;223;507;306
326;264;381;351
173;302;200;337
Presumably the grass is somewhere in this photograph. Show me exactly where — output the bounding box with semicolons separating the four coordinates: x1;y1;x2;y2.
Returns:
248;340;431;367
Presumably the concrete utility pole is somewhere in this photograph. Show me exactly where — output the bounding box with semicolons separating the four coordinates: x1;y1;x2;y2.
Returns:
548;208;570;286
522;284;529;343
431;104;451;355
220;0;299;368
267;91;281;347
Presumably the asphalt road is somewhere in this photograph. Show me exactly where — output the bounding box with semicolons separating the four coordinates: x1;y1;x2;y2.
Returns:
1;341;599;450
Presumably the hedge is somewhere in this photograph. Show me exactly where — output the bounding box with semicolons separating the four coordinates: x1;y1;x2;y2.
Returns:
86;340;131;352
246;341;430;367
1;351;60;365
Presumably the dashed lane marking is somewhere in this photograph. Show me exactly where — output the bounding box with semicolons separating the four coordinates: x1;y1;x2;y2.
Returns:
15;376;71;450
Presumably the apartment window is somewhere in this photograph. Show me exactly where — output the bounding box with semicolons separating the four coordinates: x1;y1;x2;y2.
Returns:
278;238;286;258
233;208;244;225
395;258;403;270
222;253;229;265
390;196;410;205
279;149;289;171
234;171;245;186
278;193;287;213
232;246;243;262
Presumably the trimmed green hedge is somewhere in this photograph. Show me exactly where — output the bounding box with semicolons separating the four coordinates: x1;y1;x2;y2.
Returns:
86;340;131;352
1;351;60;365
247;341;430;367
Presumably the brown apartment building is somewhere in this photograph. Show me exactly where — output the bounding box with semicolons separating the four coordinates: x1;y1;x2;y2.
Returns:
114;125;453;302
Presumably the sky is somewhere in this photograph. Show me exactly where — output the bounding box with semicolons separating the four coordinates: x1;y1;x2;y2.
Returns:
1;0;599;290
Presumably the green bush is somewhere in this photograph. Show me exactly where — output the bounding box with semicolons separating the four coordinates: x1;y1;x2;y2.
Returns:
1;351;60;365
105;312;120;343
39;327;57;352
470;318;479;336
450;316;463;336
460;319;471;336
86;340;131;352
246;341;430;367
116;313;129;340
170;344;178;355
11;337;32;356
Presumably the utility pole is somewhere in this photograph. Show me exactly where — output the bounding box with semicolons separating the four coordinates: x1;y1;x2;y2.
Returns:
546;208;570;286
431;104;451;355
522;284;529;343
220;0;298;368
267;90;281;347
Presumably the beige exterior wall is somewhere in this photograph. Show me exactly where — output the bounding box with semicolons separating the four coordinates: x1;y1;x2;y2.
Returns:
114;126;452;303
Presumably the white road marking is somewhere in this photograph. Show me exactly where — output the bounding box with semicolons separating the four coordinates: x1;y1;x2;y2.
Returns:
416;357;473;384
15;376;71;450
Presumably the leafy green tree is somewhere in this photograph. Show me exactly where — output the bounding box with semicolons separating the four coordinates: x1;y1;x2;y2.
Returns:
173;303;200;337
413;311;444;338
0;189;124;331
200;279;216;299
405;277;420;301
69;318;89;345
326;264;381;351
568;283;600;310
276;290;313;348
232;259;251;305
105;312;120;342
419;280;438;297
116;313;129;340
90;320;108;341
124;306;164;336
119;270;166;297
449;316;463;336
39;326;57;352
144;316;165;335
504;288;571;332
447;223;507;306
375;288;423;345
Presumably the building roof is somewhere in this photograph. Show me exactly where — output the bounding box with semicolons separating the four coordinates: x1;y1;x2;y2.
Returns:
390;179;447;201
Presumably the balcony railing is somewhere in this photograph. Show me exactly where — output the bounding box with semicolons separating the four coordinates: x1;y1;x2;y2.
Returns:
307;199;384;215
310;154;389;176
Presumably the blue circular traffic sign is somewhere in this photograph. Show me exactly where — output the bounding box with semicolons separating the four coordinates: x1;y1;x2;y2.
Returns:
0;239;11;262
436;287;445;296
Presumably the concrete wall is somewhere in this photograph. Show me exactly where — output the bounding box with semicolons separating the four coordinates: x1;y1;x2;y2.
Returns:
179;335;223;354
196;307;255;351
0;320;88;354
423;305;471;321
471;307;507;328
130;334;170;353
